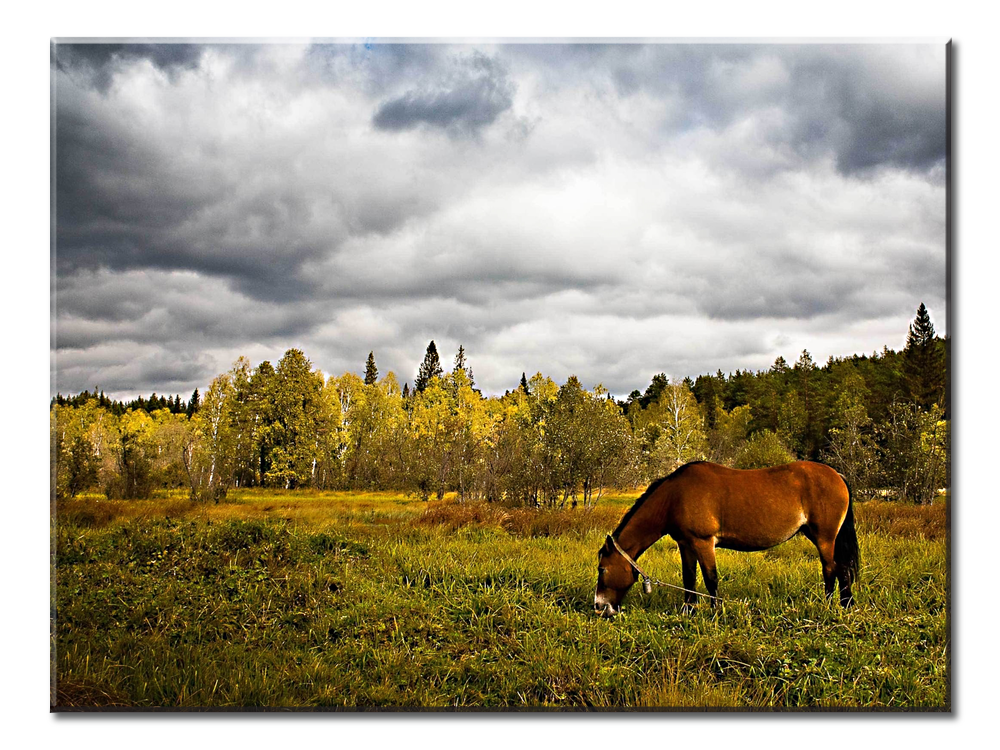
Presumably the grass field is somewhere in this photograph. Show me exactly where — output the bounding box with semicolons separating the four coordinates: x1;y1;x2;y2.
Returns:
52;489;948;709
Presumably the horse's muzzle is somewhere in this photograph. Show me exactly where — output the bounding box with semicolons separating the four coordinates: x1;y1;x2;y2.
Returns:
594;602;617;618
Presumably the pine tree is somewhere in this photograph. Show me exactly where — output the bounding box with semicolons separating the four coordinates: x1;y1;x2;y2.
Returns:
641;373;669;409
791;350;823;458
453;345;475;388
415;341;443;393
364;351;379;386
187;388;200;417
903;303;945;410
520;372;529;394
692;374;721;430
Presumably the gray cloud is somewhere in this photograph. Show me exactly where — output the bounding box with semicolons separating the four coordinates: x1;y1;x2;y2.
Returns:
54;342;217;397
54;103;210;269
830;94;945;175
51;42;948;400
541;44;946;177
53;42;204;93
54;270;326;352
372;51;515;135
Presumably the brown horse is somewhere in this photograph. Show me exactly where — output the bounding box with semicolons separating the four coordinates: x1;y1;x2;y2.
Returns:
594;461;858;617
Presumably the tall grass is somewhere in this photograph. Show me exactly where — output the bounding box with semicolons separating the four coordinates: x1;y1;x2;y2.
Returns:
53;493;948;709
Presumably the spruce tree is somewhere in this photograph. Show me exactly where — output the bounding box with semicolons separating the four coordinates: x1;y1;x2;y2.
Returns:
792;350;822;458
453;345;475;388
187;388;200;417
364;351;379;386
520;372;529;394
415;341;444;392
692;374;720;429
641;373;669;409
903;303;945;409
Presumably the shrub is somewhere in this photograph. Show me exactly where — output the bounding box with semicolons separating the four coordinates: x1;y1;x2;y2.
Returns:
734;430;795;469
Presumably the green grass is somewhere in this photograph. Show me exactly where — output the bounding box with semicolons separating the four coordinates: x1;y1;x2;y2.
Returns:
53;493;948;709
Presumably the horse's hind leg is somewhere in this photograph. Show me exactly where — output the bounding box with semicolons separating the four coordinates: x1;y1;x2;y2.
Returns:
836;565;855;608
820;541;838;601
802;526;837;600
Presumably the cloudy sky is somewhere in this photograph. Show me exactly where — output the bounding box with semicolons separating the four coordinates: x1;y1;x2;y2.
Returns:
51;41;947;400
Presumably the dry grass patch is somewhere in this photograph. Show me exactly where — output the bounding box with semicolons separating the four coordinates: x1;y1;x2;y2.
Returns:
55;679;131;708
855;499;948;541
56;490;429;532
416;500;623;538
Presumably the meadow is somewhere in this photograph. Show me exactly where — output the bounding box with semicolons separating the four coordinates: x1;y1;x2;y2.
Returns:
52;489;948;709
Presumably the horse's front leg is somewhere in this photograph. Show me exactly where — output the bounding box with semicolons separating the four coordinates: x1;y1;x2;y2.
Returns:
692;538;719;608
678;542;699;614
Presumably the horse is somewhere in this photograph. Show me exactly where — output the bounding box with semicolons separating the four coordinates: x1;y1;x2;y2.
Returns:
594;461;858;618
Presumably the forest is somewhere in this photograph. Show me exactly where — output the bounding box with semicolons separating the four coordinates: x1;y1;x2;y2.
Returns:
51;304;948;507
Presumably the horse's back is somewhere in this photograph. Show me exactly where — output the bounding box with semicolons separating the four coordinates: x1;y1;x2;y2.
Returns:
665;461;849;550
674;460;846;498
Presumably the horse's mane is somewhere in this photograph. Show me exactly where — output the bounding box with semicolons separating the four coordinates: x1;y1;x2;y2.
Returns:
612;461;708;537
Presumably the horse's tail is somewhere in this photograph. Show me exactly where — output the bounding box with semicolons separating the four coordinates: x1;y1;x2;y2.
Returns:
834;477;860;585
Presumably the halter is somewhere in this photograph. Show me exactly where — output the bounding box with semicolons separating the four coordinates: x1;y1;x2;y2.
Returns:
606;533;719;601
607;534;655;594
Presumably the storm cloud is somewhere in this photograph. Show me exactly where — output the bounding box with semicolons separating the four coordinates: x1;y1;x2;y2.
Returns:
52;41;947;400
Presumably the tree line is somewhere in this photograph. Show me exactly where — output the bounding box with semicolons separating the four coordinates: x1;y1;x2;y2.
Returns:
51;304;948;505
51;387;202;417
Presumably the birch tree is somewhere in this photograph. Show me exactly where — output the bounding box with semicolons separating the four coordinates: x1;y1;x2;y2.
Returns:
649;383;707;476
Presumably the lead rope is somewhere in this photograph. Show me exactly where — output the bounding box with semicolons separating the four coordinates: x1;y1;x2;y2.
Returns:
608;534;720;602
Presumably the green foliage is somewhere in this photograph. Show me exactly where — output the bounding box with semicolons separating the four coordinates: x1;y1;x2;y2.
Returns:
261;349;330;489
876;402;948;504
639;383;707;476
102;411;158;499
183;374;235;501
52;308;948;505
64;433;99;497
692;374;722;430
822;367;878;496
734;430;795;469
706;404;751;465
824;404;878;496
52;404;100;499
540;378;639;506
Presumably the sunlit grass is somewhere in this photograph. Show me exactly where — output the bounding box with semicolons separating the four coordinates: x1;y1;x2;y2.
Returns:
53;491;948;709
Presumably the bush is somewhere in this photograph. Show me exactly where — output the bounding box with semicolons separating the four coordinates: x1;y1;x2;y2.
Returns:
734;430;795;469
823;404;879;498
876;402;948;505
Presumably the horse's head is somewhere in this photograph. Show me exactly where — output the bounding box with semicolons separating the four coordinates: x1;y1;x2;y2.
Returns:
594;534;639;618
